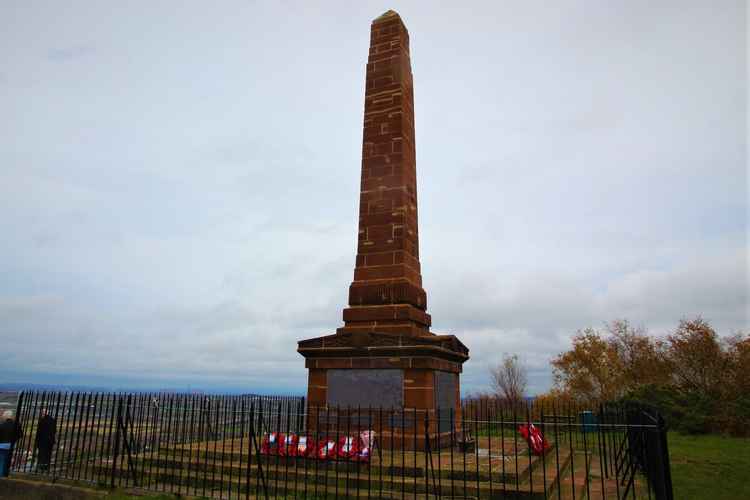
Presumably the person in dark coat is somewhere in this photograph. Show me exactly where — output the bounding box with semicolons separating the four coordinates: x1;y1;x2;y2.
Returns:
0;410;22;477
0;411;18;443
34;411;56;472
0;410;22;444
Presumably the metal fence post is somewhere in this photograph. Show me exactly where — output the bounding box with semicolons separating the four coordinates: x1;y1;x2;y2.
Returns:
110;395;121;490
8;391;24;474
657;413;674;500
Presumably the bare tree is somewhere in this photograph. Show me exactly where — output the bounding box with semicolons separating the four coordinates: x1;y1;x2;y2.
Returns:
490;354;528;403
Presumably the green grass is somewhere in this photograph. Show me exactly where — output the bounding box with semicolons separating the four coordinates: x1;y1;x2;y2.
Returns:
668;432;750;500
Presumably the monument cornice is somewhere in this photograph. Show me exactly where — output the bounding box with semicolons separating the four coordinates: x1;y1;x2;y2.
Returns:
297;330;469;363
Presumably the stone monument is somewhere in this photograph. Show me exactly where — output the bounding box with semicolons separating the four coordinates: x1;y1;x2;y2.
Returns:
298;10;469;442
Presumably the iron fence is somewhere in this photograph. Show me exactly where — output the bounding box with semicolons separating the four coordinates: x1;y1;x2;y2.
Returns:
8;390;673;499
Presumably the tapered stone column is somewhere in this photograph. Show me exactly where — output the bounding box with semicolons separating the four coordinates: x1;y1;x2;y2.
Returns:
340;9;428;339
298;11;469;447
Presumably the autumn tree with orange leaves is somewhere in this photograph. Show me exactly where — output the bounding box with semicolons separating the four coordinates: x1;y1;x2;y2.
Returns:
550;317;749;435
551;319;670;403
551;328;623;403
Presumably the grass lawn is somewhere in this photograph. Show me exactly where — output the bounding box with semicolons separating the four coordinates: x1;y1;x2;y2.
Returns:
668;432;750;500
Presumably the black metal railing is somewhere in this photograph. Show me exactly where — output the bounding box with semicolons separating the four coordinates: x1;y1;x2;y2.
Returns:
8;390;673;499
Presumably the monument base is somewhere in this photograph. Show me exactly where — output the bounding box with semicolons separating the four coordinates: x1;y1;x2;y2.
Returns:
298;330;469;449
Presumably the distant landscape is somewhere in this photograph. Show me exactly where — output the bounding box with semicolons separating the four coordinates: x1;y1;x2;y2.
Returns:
0;391;18;412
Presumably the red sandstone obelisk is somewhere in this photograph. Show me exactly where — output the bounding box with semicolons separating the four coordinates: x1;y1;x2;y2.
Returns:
298;11;468;436
341;9;429;338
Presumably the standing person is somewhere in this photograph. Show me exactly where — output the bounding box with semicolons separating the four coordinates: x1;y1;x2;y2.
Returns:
0;410;21;477
0;410;19;442
34;410;56;472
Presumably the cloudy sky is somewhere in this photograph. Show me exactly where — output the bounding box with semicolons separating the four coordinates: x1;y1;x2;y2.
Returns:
1;1;747;395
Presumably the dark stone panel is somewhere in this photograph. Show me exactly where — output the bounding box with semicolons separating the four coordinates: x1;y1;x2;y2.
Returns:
387;411;417;429
315;409;416;429
327;368;403;408
434;371;457;432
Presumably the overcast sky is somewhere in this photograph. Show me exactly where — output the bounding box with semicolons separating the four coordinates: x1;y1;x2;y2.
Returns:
1;1;747;395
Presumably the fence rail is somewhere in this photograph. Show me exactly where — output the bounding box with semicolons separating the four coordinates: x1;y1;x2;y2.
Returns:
8;390;673;499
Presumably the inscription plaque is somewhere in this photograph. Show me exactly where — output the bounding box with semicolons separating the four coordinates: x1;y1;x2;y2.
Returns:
327;369;403;408
434;371;457;432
